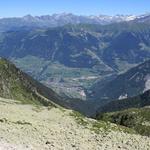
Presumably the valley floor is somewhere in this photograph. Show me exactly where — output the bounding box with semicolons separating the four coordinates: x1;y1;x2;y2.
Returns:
0;98;150;150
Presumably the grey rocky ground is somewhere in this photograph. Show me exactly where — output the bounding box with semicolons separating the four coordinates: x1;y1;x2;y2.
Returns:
0;98;150;150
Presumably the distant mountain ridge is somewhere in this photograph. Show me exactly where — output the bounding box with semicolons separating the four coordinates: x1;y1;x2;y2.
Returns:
1;13;150;32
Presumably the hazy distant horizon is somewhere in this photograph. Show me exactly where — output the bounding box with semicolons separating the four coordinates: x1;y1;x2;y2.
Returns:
0;12;150;19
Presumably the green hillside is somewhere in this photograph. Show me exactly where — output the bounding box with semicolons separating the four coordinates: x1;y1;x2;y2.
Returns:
0;58;61;106
97;107;150;136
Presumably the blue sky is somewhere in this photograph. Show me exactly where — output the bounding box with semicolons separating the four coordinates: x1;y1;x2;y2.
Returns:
0;0;150;17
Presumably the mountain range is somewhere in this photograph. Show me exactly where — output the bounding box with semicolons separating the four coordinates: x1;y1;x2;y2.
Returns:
0;13;150;114
0;13;150;32
0;21;150;99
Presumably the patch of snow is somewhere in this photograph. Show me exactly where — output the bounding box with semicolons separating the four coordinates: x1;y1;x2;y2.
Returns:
79;90;86;98
118;94;128;100
72;76;98;81
143;75;150;92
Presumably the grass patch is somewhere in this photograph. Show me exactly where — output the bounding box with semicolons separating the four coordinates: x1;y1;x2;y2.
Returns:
91;120;135;134
70;111;89;126
70;111;135;135
14;120;32;126
98;108;150;136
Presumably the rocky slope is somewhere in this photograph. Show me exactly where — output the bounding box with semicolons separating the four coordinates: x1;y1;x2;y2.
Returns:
0;97;150;150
